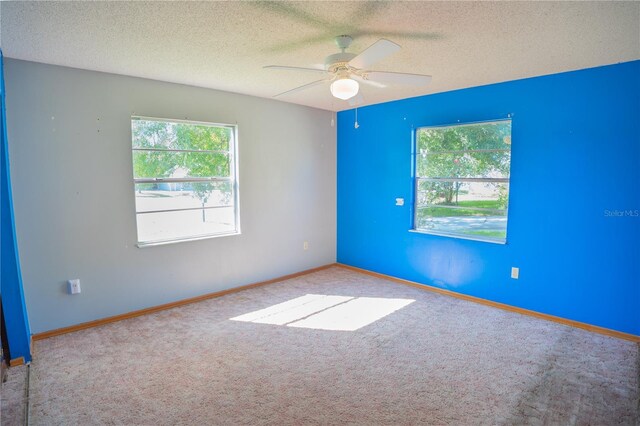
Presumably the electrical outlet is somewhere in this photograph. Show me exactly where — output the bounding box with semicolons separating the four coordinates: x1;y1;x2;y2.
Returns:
303;241;309;251
68;279;81;295
511;267;519;279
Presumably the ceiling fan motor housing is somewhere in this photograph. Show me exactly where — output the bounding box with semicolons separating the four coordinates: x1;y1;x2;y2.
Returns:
335;35;353;50
326;35;356;70
325;52;356;71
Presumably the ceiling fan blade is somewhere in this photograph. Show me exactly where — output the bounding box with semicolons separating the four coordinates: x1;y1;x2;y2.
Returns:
347;93;365;107
273;79;329;98
351;74;387;88
264;65;328;74
366;71;432;87
348;39;401;69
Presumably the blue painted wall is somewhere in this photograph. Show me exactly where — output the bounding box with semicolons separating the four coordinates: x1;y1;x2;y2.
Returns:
0;50;32;362
337;61;640;336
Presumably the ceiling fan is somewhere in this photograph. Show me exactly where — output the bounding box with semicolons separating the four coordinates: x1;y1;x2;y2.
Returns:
265;35;432;105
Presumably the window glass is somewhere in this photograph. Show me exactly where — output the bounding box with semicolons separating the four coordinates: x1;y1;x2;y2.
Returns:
131;117;239;246
414;120;512;243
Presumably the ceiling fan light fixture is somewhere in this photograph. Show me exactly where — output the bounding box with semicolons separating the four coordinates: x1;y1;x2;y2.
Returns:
267;35;432;107
330;77;359;100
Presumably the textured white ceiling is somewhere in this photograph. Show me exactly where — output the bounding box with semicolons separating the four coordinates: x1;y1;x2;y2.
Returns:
1;1;638;111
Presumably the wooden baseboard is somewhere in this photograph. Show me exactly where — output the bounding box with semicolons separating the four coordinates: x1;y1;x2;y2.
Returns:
9;357;25;367
337;263;640;343
32;262;638;344
33;263;336;341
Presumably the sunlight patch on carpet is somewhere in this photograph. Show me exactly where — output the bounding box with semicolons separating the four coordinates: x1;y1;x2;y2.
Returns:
288;297;414;331
230;294;352;325
230;294;414;331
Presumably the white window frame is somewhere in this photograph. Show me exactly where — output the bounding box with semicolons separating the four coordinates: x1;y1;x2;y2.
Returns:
412;119;512;244
131;116;240;247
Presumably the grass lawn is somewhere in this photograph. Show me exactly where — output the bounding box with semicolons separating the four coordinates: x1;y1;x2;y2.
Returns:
420;199;506;217
456;200;505;209
461;229;506;238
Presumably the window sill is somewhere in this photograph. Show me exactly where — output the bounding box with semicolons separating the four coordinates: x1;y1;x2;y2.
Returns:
408;229;506;245
136;230;241;248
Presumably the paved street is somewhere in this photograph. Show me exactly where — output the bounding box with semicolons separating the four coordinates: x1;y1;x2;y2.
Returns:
424;216;506;235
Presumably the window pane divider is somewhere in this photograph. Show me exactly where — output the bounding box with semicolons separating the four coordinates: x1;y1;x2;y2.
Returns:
417;204;507;214
424;149;510;154
136;205;234;215
417;177;509;183
134;177;232;184
133;148;230;154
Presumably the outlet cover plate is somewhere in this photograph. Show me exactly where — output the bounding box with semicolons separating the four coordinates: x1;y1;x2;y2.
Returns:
68;279;81;294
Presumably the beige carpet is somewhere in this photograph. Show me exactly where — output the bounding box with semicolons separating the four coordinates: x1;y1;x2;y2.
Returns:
1;363;28;426
14;267;640;424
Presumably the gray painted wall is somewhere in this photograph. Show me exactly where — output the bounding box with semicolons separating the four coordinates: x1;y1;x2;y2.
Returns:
4;59;336;334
